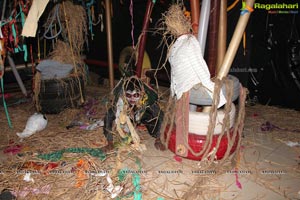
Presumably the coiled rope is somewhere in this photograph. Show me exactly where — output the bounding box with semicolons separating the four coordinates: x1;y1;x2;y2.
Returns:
43;4;62;40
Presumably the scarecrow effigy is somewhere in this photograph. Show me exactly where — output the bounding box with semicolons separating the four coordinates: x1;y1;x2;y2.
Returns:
158;2;252;162
102;76;165;152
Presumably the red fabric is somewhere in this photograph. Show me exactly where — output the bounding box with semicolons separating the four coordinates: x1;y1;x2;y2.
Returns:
175;92;189;157
168;126;239;161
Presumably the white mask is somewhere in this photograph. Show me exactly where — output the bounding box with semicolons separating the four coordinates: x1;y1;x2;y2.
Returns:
125;90;141;105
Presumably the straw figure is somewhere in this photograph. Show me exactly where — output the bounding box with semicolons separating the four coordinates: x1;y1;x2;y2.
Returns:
102;76;165;152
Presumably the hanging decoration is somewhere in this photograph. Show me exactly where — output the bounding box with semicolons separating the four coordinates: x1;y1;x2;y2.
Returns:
0;0;33;61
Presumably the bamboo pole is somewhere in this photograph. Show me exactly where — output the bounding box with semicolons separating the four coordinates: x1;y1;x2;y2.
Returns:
217;0;254;79
105;0;114;89
204;0;254;112
216;0;227;74
1;0;6;20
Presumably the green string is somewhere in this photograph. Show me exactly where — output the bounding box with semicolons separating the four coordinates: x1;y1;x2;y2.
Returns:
135;157;141;168
22;44;28;62
14;44;28;61
133;157;142;200
37;147;106;161
118;168;128;182
19;5;26;27
116;156;143;200
132;173;142;200
5;10;28;62
1;78;13;128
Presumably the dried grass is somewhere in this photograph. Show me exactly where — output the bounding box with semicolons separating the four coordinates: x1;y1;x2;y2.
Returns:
155;4;192;49
162;4;192;37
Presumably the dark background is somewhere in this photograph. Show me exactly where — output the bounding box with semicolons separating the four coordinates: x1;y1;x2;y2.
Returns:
88;0;300;110
1;0;300;110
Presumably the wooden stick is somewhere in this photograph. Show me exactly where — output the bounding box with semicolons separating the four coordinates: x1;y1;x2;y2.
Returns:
190;0;200;36
105;0;114;89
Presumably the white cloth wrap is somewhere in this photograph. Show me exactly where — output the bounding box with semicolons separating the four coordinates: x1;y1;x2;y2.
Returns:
21;0;49;37
168;34;226;108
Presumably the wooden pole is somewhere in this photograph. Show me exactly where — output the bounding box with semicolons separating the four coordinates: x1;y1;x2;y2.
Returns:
105;0;114;89
216;0;227;74
217;0;254;79
206;0;220;77
136;0;154;78
190;0;200;36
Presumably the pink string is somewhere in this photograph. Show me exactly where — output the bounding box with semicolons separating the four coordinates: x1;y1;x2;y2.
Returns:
129;0;135;48
235;173;242;189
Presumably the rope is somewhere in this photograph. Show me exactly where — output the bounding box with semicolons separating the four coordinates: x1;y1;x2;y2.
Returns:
227;0;240;11
34;72;41;112
62;1;84;103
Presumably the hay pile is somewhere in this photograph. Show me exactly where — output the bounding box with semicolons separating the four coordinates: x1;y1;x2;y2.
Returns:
0;86;143;199
43;0;87;71
49;41;85;73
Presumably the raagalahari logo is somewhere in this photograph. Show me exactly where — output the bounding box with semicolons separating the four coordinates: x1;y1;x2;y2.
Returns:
252;2;299;14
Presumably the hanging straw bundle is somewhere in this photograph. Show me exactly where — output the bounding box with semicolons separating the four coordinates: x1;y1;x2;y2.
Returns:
60;1;88;57
43;0;88;69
